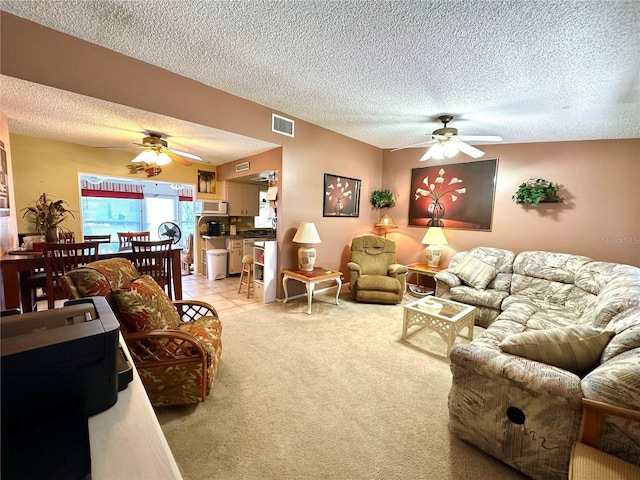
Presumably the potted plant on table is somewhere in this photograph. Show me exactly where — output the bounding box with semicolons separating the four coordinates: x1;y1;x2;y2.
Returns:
512;178;564;206
22;193;75;242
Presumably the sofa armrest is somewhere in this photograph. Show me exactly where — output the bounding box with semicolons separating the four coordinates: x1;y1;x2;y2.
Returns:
125;329;208;364
347;261;361;273
435;270;462;297
450;342;583;399
388;263;408;275
173;300;219;322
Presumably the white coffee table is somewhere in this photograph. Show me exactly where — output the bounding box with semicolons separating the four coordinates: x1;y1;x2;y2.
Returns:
402;296;476;356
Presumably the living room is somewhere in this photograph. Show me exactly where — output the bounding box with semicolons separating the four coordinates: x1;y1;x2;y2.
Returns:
1;3;639;480
1;10;638;273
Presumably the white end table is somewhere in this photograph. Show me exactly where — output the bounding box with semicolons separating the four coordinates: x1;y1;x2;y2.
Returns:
282;268;342;315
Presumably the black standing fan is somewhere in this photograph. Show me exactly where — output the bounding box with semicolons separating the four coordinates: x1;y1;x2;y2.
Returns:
158;222;182;244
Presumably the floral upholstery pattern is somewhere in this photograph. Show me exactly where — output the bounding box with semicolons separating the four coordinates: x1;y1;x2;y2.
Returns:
114;275;181;331
62;258;222;407
447;249;640;480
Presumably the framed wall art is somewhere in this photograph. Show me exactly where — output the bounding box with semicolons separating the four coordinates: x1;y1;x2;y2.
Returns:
408;159;498;230
198;170;215;194
323;174;361;217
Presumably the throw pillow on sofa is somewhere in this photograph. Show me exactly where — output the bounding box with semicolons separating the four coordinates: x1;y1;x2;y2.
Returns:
114;275;181;332
451;255;498;290
499;325;614;374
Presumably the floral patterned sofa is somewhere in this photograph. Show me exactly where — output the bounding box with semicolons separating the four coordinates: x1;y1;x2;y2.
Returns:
61;258;222;407
438;250;640;480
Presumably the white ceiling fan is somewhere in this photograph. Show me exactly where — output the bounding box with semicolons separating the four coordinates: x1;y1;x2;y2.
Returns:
95;132;204;166
130;132;204;166
392;115;502;161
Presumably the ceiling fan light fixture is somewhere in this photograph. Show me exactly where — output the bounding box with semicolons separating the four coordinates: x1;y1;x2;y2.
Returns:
132;149;172;166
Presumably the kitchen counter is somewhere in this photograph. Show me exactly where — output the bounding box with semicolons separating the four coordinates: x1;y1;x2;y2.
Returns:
201;234;276;240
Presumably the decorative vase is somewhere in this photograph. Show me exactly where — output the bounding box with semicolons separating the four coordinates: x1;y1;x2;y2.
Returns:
45;226;61;243
427;201;445;227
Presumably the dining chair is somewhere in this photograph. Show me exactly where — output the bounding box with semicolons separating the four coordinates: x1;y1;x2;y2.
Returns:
131;239;174;298
18;233;75;312
42;241;100;309
58;231;76;243
118;231;150;250
84;234;112;243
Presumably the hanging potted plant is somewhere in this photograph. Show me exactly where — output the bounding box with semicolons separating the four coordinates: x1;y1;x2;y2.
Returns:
512;178;564;206
22;193;75;242
370;189;396;208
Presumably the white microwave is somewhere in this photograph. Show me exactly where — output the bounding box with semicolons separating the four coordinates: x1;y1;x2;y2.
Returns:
195;200;228;215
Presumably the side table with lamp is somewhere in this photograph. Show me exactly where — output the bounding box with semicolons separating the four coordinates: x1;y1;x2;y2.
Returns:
407;227;448;297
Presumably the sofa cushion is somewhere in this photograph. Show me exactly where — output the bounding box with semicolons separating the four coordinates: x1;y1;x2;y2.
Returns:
114;275;181;331
601;307;640;363
499;325;614;374
450;255;498;290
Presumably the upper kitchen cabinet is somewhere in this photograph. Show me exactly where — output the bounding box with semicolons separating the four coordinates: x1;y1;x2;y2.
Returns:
224;182;260;216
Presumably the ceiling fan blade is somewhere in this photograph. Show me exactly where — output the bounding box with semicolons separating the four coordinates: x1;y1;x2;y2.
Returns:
390;140;435;152
169;148;203;162
457;135;503;142
164;149;192;166
456;140;485;158
418;145;438;162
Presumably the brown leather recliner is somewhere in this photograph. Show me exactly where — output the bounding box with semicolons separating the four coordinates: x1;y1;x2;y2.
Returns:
347;235;407;304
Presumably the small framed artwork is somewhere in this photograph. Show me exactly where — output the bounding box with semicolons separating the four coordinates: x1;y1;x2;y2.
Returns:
198;170;216;194
323;174;361;217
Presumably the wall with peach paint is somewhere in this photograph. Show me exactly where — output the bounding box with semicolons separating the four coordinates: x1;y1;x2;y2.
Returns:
1;13;384;294
383;138;640;267
0;111;17;254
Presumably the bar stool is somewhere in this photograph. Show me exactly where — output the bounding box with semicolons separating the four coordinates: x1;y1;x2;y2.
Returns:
237;255;253;298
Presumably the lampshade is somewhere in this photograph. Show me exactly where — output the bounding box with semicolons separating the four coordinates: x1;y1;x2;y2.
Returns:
420;140;459;162
132;149;172;166
374;214;398;229
293;222;321;271
421;227;448;267
292;222;321;245
421;227;448;245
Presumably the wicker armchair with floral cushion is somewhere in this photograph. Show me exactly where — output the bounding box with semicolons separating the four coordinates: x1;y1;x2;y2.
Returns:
347;235;407;304
61;257;222;407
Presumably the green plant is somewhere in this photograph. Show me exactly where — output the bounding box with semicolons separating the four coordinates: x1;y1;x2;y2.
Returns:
370;189;396;208
512;178;564;206
199;170;214;182
22;193;75;234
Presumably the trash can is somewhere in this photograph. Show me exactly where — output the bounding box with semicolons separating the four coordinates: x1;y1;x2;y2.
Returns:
206;249;228;280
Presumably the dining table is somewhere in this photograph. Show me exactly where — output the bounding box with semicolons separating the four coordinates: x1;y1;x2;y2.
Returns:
1;243;183;312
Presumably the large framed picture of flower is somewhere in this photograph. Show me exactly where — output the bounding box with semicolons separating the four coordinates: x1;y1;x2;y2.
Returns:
409;159;498;230
323;174;361;217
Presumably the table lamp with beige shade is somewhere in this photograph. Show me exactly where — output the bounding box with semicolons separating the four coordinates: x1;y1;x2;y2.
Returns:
421;227;448;267
292;222;321;271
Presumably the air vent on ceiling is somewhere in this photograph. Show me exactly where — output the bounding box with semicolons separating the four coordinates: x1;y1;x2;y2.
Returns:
272;113;295;138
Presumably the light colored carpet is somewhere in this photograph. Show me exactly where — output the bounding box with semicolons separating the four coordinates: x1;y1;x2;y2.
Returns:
156;289;527;480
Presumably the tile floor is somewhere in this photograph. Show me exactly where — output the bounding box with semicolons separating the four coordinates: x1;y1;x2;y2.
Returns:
181;273;267;318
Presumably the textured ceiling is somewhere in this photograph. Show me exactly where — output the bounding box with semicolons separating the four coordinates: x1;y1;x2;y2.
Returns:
1;0;639;163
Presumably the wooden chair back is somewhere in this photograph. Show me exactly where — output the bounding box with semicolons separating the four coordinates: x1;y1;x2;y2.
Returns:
118;231;150;250
42;241;100;309
131;239;174;298
58;231;76;243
